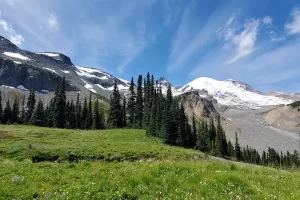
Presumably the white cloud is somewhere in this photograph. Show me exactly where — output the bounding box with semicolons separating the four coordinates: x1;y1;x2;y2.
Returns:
48;13;59;31
263;16;272;25
168;2;236;71
285;8;300;35
0;13;24;45
227;19;260;64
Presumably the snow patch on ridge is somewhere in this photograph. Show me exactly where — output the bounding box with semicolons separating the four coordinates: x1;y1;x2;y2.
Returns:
36;53;60;57
81;79;97;93
3;52;30;60
44;67;58;75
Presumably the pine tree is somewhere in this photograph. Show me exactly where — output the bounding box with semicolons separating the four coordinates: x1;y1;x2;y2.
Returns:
82;97;88;129
209;118;216;151
0;91;2;123
75;92;82;129
54;76;66;128
93;99;101;129
235;132;242;161
25;90;36;123
11;97;19;123
88;92;93;129
148;90;157;136
155;87;163;137
1;100;11;124
143;73;151;129
20;95;25;124
122;96;127;127
69;100;76;129
107;80;122;128
135;75;143;128
31;99;44;126
176;103;186;146
215;115;227;157
127;77;136;128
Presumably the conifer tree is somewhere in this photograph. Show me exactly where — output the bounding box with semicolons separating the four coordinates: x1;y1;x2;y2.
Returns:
235;132;242;161
122;95;127;127
31;99;44;126
54;76;66;128
143;72;151;129
1;100;11;124
107;80;122;128
215;115;227;157
25;90;36;123
148;90;157;136
135;75;143;128
155;87;163;137
88;92;93;129
127;77;136;128
0;91;2;123
69;100;76;129
93;99;101;129
11;97;19;123
20;95;25;124
82;97;88;129
209;118;216;151
75;92;82;129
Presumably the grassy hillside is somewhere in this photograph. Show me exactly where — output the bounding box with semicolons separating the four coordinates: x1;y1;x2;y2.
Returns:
1;125;300;199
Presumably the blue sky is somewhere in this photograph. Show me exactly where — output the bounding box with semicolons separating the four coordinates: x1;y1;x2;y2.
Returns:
0;0;300;92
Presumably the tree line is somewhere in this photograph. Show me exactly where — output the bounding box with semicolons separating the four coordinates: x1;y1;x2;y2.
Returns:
0;77;105;129
0;74;299;168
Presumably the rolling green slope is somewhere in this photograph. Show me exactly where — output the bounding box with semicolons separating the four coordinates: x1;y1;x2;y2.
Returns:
0;125;300;199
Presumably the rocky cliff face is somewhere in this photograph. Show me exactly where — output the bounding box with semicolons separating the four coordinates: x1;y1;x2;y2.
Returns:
0;36;129;99
180;90;218;120
265;105;300;133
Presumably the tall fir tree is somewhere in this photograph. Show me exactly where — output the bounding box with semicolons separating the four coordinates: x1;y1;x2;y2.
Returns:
122;96;127;127
31;99;45;126
54;76;66;128
1;100;11;124
69;100;76;129
20;95;25;124
93;99;101;129
88;92;93;129
107;80;122;128
135;75;143;128
25;90;36;123
235;132;242;161
82;97;88;129
0;91;2;123
75;92;82;129
143;72;151;129
11;97;19;123
127;77;136;128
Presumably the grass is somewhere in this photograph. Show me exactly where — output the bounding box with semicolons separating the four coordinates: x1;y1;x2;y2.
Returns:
1;125;300;199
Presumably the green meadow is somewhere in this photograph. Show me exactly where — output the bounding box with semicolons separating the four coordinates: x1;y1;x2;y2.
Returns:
0;125;300;199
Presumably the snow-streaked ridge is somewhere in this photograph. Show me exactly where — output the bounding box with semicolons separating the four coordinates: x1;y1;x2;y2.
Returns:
179;77;292;109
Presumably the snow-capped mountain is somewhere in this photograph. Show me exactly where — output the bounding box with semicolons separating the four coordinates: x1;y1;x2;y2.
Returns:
156;77;181;96
0;36;129;99
179;77;293;109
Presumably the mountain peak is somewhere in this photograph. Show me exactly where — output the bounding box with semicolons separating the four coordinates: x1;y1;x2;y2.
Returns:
0;36;19;52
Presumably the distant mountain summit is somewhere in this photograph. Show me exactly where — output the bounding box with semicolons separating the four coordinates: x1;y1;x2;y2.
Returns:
0;35;129;99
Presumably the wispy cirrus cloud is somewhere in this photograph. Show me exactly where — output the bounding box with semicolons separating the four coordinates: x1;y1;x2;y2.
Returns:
285;8;300;35
167;1;239;71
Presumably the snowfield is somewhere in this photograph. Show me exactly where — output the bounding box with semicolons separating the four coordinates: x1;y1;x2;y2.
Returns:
179;77;292;109
36;53;60;57
3;52;30;60
81;79;97;93
44;68;58;75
